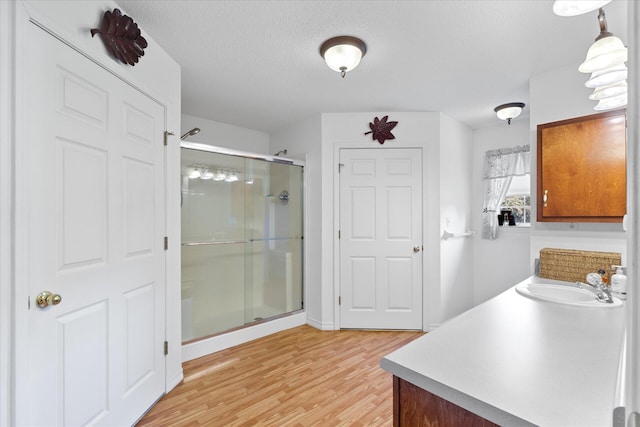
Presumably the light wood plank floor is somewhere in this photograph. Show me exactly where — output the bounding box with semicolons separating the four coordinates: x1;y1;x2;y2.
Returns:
137;325;423;426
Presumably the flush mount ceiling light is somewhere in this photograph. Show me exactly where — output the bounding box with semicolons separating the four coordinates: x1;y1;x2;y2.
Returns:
494;102;525;125
552;0;612;16
319;36;367;78
578;8;627;74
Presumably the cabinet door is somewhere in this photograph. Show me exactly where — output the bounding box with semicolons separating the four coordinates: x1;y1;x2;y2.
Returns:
537;109;626;222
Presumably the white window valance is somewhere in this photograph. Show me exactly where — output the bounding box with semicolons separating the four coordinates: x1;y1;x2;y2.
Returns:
481;145;530;239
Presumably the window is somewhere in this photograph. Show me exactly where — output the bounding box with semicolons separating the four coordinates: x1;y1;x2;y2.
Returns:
499;174;531;226
481;145;530;239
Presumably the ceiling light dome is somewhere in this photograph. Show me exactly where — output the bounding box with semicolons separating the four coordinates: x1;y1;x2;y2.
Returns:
320;36;367;78
552;0;612;16
494;102;525;125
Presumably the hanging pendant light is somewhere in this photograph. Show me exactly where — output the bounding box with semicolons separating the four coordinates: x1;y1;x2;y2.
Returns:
494;102;525;125
552;0;612;16
573;7;628;110
319;36;367;78
579;36;628;73
578;8;627;74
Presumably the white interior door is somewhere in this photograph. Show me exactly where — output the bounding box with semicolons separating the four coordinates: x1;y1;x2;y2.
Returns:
18;22;166;426
339;148;423;329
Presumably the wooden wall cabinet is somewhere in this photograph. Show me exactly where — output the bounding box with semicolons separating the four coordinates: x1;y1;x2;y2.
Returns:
537;109;626;223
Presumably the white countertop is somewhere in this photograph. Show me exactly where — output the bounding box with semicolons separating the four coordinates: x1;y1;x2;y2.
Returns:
380;275;626;427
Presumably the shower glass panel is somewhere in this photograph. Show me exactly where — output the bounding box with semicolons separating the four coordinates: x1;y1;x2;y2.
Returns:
180;145;303;342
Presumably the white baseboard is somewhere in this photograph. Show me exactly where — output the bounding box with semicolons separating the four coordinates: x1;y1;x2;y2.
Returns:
182;311;307;362
166;369;184;392
306;316;335;330
426;323;441;332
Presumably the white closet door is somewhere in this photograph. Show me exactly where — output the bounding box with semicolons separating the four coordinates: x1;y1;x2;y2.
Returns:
339;148;423;329
18;21;166;426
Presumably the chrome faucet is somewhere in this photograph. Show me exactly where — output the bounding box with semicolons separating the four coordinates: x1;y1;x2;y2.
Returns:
576;272;614;303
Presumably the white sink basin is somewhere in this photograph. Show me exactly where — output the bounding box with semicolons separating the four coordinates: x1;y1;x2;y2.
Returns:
515;283;622;308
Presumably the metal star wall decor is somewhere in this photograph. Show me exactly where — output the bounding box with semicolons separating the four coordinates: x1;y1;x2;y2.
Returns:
364;116;398;144
91;8;148;66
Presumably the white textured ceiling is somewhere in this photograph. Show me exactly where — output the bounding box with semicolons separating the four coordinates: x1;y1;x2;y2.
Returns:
115;0;628;133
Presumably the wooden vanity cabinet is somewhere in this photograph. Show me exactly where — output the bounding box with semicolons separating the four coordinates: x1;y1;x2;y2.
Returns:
537;109;626;223
393;376;499;427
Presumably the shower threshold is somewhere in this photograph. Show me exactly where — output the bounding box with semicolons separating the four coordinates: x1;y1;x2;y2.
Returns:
182;309;305;346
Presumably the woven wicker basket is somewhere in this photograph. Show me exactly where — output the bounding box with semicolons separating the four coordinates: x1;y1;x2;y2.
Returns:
539;248;621;283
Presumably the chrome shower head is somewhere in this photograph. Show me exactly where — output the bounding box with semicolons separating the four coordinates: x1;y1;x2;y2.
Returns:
181;128;201;140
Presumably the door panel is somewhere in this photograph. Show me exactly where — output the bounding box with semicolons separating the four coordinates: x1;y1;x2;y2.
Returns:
387;258;413;309
340;148;422;329
20;22;166;426
59;301;108;426
58;139;108;268
350;257;376;309
351;187;376;238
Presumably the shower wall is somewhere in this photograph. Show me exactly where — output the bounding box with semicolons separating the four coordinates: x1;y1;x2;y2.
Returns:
181;145;303;342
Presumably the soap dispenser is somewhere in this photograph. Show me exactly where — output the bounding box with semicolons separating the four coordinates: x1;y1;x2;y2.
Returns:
611;265;627;300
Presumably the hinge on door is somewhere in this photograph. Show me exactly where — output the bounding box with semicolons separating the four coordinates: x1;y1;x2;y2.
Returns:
338;296;341;305
164;341;168;356
338;230;341;239
164;131;175;146
164;236;168;250
28;296;31;310
338;163;344;173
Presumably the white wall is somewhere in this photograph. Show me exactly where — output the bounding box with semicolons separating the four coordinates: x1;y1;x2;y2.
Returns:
472;120;531;305
439;115;474;320
530;64;627;266
182;112;270;154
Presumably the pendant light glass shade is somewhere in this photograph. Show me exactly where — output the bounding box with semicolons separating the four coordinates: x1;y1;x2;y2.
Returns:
578;35;628;73
320;36;367;78
588;81;627;100
552;0;612;16
585;64;627;87
594;93;628;110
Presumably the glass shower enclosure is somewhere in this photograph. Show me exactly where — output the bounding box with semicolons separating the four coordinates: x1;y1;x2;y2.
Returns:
180;143;304;342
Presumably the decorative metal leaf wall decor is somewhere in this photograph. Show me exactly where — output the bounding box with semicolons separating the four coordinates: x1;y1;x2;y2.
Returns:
91;9;148;66
364;116;398;144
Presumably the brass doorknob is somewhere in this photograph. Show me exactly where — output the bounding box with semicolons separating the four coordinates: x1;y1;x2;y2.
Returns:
413;246;421;253
36;291;62;308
